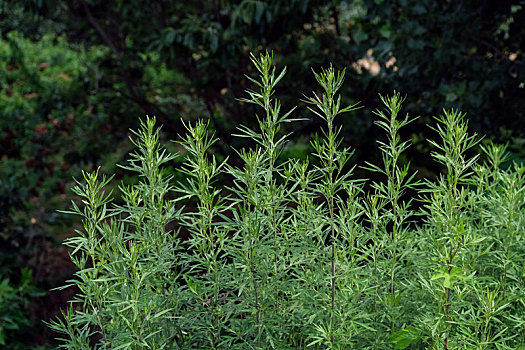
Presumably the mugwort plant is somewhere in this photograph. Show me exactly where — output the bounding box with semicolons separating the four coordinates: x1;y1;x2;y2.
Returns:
50;52;525;349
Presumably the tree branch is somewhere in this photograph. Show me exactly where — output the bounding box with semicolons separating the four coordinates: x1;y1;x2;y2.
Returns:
80;0;121;59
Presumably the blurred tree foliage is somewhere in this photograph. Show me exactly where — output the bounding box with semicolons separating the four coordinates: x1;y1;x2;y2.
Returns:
0;268;44;349
0;30;112;348
0;0;524;347
9;0;524;165
0;31;109;259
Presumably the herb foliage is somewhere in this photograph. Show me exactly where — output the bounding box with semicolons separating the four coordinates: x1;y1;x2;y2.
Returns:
50;52;525;349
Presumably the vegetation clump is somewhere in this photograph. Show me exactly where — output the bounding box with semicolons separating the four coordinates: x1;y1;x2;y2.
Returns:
50;52;525;349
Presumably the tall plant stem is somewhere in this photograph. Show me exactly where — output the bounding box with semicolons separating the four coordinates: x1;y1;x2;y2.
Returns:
330;196;336;342
251;262;261;347
327;113;337;344
304;65;360;346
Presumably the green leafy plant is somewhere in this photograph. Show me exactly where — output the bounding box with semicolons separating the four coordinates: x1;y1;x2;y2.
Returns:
50;52;525;349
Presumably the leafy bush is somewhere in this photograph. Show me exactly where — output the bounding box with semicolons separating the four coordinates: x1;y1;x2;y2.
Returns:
51;52;525;349
0;30;117;348
0;31;110;263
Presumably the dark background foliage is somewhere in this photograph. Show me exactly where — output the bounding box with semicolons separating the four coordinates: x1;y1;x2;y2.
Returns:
0;0;524;347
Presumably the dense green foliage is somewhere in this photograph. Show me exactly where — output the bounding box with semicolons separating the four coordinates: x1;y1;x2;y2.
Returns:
0;32;108;249
51;53;525;349
0;1;524;347
0;31;112;347
8;1;525;141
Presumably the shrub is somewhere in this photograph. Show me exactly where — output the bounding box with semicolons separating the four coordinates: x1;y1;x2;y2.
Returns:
0;30;111;348
0;30;110;260
50;52;525;349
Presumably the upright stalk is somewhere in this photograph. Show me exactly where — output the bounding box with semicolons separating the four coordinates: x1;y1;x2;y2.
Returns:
364;92;417;333
304;65;359;344
233;51;297;347
424;110;479;348
177;120;228;347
